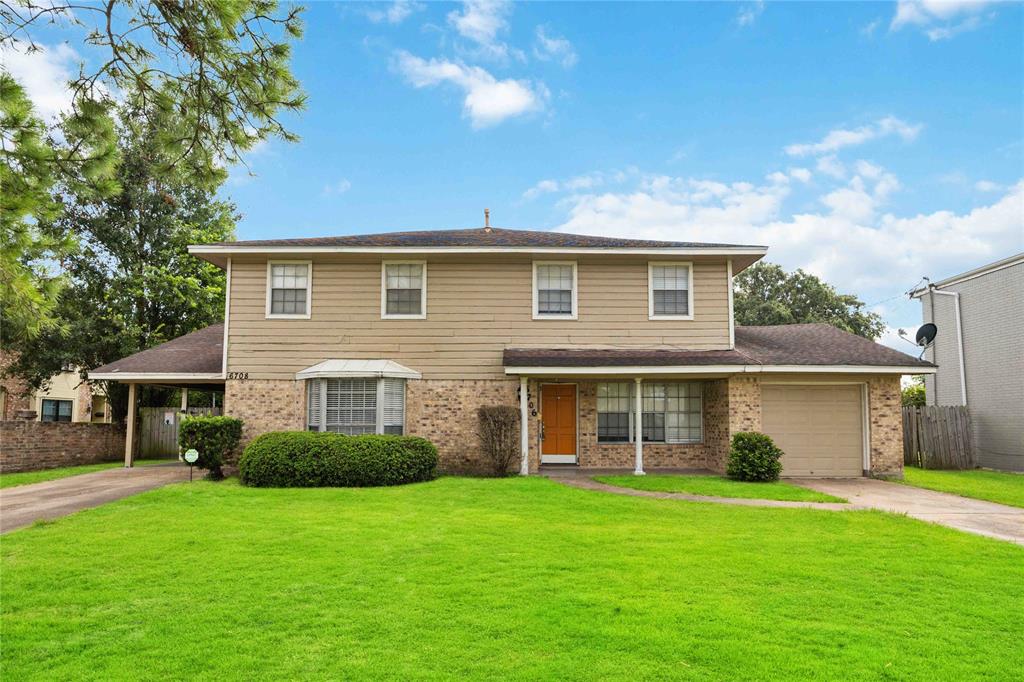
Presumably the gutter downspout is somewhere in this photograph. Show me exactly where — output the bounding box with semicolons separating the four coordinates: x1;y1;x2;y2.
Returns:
929;286;967;406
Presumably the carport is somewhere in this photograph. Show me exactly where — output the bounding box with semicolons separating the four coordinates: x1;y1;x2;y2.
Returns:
89;324;225;466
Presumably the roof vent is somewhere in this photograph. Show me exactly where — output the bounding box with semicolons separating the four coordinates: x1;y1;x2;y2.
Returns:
484;208;491;231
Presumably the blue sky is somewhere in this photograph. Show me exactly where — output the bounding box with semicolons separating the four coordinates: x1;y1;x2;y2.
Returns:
6;1;1023;348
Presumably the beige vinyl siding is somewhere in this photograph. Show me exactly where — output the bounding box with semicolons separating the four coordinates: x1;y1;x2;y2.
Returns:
228;255;731;380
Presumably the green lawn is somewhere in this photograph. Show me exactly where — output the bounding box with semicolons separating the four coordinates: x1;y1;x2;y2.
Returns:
0;459;177;489
594;474;846;503
901;467;1024;508
2;478;1021;680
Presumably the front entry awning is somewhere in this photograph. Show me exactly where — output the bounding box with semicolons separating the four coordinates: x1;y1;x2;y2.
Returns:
295;359;422;380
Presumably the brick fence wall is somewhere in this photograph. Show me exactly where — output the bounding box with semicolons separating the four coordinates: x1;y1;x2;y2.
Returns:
0;421;126;473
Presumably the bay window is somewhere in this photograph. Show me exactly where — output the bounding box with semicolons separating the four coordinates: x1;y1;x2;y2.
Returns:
306;377;406;435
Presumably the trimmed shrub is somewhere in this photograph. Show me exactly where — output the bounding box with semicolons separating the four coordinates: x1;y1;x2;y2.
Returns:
726;431;784;482
238;431;438;488
178;416;243;480
477;405;520;476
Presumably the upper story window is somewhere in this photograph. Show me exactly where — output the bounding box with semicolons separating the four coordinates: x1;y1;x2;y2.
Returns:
381;261;427;319
266;261;312;319
533;261;578;320
648;262;693;320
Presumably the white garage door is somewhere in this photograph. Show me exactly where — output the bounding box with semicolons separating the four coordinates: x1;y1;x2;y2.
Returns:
761;384;865;477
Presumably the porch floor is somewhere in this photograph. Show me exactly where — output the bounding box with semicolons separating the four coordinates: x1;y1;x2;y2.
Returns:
539;466;715;479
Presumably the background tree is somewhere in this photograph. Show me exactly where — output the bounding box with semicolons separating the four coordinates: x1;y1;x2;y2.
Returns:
5;102;238;419
733;262;886;339
0;0;304;338
901;376;926;407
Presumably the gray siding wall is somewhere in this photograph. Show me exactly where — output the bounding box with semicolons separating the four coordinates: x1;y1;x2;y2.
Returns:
920;260;1024;471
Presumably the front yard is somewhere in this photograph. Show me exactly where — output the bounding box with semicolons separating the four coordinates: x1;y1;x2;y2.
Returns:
901;467;1024;508
2;477;1022;680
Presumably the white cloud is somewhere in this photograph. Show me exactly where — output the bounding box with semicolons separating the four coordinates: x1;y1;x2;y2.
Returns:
974;180;1002;192
816;155;846;179
0;41;80;122
322;179;352;196
367;1;424;24
447;0;521;61
523;179;559;200
785;116;922;157
861;18;882;36
789;167;812;183
890;0;995;40
546;163;1024;343
533;26;577;68
392;50;547;128
736;1;764;27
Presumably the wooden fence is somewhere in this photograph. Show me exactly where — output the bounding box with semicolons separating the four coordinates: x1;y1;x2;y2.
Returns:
139;407;222;458
902;405;975;469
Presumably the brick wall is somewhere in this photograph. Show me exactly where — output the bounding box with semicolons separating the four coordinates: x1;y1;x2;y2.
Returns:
0;351;32;420
406;379;519;473
223;379;305;459
0;421;125;473
868;375;903;477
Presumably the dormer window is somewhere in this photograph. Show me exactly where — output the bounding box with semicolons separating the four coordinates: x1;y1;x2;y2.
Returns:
381;261;427;319
266;261;312;319
648;262;693;320
533;261;578;320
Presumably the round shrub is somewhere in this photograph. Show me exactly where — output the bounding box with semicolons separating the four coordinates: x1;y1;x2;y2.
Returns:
726;431;785;482
238;431;438;487
178;416;243;480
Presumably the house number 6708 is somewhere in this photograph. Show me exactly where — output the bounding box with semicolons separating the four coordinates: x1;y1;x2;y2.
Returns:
227;372;249;380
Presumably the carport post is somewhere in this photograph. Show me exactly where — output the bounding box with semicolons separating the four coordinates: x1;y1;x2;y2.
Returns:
124;383;137;468
634;377;644;475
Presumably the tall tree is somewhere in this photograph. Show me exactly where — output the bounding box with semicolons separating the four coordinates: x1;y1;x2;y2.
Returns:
734;262;885;339
0;1;304;339
5;102;237;418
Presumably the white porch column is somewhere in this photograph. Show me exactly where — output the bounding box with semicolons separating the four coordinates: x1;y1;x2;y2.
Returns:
634;377;644;475
180;387;188;413
124;383;137;468
519;376;530;475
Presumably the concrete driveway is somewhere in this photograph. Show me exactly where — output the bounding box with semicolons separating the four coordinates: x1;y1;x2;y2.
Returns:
1;463;190;534
792;478;1024;545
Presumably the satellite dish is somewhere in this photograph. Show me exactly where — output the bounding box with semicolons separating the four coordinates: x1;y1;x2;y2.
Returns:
915;323;937;347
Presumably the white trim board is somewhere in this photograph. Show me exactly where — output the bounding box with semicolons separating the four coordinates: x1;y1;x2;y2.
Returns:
88;373;226;382
505;364;937;376
910;253;1024;296
190;245;768;257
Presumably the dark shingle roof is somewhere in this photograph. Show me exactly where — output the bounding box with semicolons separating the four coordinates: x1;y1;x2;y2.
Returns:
205;227;763;250
90;324;224;376
504;324;935;369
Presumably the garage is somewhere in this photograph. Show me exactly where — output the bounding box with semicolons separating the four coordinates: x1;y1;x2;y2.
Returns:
761;384;865;477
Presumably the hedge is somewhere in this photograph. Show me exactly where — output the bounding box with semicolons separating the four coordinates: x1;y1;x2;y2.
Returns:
178;416;243;480
238;431;438;487
726;431;785;482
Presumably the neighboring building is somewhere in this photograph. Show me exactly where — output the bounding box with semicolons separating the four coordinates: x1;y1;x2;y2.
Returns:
0;352;111;423
912;254;1024;471
92;226;935;477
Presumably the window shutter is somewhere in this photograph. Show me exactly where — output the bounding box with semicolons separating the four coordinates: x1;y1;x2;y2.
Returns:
307;379;322;431
381;378;405;435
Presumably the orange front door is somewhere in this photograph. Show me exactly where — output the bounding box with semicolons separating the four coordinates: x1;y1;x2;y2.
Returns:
541;384;577;460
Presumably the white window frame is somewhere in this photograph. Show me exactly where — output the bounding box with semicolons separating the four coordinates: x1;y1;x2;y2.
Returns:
380;260;428;320
596;381;703;445
306;377;406;435
532;260;578;320
265;260;312;319
648;261;694;321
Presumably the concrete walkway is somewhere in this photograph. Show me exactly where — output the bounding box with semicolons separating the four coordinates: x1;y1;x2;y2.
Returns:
544;468;1024;545
793;478;1024;545
545;470;857;511
1;463;190;534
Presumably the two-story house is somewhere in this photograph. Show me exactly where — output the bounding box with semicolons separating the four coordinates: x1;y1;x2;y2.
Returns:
91;226;935;477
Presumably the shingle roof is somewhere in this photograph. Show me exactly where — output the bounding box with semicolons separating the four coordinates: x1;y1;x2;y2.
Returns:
90;324;224;377
504;324;935;369
204;227;764;250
